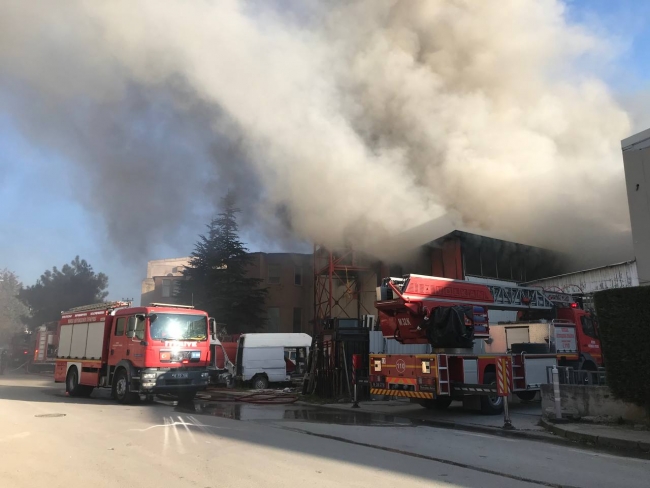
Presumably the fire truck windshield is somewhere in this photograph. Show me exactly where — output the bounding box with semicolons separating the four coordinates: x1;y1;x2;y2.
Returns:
149;313;208;341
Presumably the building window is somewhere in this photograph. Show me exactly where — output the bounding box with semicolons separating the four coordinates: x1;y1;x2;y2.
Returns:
268;264;281;284
162;279;172;298
115;317;126;336
294;266;303;286
293;307;302;333
267;308;280;332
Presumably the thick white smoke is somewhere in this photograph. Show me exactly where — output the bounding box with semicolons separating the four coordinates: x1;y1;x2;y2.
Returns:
0;0;632;261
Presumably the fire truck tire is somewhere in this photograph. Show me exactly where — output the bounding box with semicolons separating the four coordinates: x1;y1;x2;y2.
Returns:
66;367;83;397
113;368;138;404
515;391;537;402
480;372;503;415
422;397;453;410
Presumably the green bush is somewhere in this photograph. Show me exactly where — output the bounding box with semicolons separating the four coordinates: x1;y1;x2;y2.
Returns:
594;287;650;410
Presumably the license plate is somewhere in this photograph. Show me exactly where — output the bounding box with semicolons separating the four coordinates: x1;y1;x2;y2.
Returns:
171;373;188;379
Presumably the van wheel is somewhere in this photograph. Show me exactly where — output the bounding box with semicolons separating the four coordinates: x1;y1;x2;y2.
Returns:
113;369;138;404
480;372;503;415
66;367;82;397
252;375;269;390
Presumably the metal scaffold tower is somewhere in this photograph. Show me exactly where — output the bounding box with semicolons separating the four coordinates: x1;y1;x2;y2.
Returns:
303;245;377;398
313;244;374;330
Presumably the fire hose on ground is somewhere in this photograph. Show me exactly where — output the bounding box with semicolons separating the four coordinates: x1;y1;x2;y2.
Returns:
196;390;299;404
1;360;30;374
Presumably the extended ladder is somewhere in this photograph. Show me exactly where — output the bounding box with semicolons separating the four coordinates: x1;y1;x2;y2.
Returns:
63;301;131;313
485;285;573;310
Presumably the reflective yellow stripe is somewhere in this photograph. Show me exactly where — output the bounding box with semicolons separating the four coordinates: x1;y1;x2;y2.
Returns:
370;388;434;399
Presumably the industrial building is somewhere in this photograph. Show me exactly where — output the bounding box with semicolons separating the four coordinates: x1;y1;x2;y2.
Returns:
622;127;650;286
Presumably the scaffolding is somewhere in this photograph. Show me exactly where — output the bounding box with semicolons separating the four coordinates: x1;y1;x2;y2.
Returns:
313;245;376;329
305;245;376;398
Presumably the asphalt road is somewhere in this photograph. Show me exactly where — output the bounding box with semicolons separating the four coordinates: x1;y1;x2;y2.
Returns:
1;375;648;488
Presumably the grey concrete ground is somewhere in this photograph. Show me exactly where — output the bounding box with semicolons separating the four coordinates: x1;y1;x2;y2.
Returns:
1;374;648;488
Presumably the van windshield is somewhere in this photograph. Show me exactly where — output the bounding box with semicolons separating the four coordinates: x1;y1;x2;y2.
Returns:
149;313;208;341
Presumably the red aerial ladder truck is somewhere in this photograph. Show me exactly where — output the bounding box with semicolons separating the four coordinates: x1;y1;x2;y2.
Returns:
371;274;602;414
54;301;215;403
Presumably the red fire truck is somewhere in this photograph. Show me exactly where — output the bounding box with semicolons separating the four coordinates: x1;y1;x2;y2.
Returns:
54;301;213;403
370;274;602;414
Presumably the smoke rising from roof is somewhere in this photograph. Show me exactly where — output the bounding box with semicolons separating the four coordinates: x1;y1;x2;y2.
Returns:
0;1;633;264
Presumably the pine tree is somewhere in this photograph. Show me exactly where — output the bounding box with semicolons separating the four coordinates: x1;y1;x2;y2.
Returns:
178;192;267;333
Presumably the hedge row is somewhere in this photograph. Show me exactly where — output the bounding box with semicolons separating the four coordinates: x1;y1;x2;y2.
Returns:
594;286;650;409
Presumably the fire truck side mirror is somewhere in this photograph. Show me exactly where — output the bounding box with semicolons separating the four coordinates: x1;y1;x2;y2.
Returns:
209;318;217;340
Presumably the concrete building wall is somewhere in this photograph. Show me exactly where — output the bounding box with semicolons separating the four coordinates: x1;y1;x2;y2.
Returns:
247;252;313;334
623;128;650;286
140;257;188;306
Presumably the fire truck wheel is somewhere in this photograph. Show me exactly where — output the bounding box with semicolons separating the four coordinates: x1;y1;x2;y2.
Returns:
480;372;503;415
114;369;138;404
515;391;537;402
66;367;82;397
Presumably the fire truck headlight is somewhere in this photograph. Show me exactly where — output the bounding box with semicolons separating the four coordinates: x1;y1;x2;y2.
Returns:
201;372;209;378
143;373;157;379
190;351;201;359
373;359;382;372
421;361;431;374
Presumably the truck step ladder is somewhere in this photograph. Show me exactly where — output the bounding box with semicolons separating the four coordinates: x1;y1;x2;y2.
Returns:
511;354;527;390
437;354;451;395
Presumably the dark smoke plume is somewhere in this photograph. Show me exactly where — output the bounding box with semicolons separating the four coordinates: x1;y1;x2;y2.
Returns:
0;0;633;265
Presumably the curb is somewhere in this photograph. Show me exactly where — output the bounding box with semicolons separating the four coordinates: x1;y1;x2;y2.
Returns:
302;401;569;446
540;419;650;457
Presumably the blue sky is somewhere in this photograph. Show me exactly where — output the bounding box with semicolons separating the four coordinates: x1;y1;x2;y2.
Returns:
1;1;649;302
566;0;650;88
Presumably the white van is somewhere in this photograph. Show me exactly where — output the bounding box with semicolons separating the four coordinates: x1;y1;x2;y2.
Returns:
235;333;311;389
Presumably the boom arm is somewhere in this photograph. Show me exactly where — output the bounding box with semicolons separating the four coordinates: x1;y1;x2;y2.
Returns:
375;274;574;346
